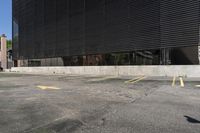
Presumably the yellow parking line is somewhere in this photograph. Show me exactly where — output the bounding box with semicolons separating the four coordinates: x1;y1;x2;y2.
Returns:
172;76;176;87
125;76;146;84
179;77;185;87
195;85;200;88
125;76;142;83
130;76;146;84
37;86;61;90
172;76;185;88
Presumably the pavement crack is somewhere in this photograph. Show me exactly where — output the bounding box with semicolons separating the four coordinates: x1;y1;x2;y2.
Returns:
130;85;160;104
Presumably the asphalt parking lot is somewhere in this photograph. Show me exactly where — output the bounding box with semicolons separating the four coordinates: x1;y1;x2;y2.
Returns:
0;72;200;133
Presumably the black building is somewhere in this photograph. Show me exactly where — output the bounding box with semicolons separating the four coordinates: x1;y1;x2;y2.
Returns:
13;0;200;66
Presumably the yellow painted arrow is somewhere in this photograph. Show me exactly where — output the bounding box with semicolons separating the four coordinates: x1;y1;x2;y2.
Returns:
37;86;61;90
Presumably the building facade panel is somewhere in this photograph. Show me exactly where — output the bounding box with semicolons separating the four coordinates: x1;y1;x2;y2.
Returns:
13;0;200;65
160;0;200;48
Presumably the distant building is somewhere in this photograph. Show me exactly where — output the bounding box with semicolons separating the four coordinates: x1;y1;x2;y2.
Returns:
0;34;7;69
13;0;200;66
0;34;13;69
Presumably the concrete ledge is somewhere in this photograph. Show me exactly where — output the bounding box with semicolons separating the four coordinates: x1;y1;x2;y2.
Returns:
11;65;200;77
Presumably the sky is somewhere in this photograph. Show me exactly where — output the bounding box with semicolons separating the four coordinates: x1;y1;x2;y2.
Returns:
0;0;12;39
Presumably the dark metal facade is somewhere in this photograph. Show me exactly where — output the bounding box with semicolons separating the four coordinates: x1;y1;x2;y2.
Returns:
13;0;200;60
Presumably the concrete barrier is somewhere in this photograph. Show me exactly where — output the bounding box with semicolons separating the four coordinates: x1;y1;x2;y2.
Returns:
11;65;200;77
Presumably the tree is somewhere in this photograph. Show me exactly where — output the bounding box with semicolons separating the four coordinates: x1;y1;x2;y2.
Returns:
6;40;12;49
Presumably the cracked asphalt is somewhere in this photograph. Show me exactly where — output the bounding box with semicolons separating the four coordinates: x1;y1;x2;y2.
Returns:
0;73;200;133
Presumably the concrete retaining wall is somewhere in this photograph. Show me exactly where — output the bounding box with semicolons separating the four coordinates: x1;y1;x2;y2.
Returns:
11;65;200;77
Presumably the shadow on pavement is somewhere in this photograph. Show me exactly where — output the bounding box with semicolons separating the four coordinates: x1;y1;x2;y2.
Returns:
184;116;200;124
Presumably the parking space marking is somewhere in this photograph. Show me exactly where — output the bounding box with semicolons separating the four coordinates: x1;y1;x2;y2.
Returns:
171;76;185;88
37;86;61;90
179;77;185;87
125;76;142;83
125;76;146;84
195;85;200;88
172;76;176;87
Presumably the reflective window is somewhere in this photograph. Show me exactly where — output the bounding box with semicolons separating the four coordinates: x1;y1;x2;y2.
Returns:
24;46;199;67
